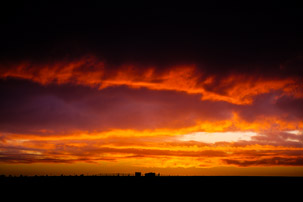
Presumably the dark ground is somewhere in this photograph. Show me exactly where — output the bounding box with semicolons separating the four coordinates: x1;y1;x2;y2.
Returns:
1;176;302;198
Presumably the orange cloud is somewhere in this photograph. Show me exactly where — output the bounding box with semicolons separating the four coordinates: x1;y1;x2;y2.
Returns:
2;111;301;144
1;128;302;168
0;56;301;105
1;111;302;168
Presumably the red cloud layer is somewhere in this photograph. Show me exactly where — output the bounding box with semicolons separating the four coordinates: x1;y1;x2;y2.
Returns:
0;131;302;168
0;56;301;105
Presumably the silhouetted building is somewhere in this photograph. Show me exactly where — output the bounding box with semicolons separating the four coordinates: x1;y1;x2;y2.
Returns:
135;172;141;177
145;172;156;177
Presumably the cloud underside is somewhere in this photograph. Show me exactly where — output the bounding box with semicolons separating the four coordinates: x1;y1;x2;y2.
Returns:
0;57;302;168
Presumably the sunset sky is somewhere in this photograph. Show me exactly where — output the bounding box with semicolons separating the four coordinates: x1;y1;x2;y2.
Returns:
0;3;302;176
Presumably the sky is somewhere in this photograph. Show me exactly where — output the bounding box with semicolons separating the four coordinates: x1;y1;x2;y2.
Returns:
0;2;302;176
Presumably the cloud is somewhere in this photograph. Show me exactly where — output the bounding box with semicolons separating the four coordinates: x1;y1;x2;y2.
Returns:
229;131;303;148
223;157;303;167
235;92;303;122
1;131;302;167
0;78;236;134
0;56;301;105
250;131;303;147
0;77;301;136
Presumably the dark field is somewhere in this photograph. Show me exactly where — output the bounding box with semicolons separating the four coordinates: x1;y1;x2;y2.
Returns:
1;176;302;196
